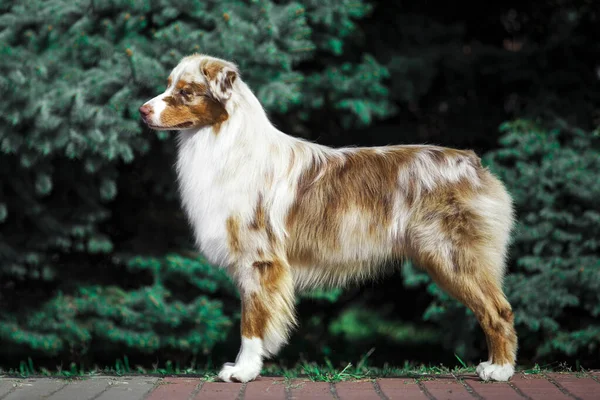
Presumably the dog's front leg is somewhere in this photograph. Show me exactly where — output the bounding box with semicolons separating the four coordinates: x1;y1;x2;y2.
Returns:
218;259;296;383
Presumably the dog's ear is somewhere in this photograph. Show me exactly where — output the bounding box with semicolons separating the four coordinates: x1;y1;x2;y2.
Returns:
201;60;238;103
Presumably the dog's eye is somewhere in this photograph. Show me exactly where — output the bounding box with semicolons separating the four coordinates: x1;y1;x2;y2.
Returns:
179;89;192;97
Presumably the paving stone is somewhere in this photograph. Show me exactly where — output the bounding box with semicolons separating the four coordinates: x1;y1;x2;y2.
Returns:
244;377;286;400
335;381;380;400
547;373;599;400
376;378;427;399
93;377;159;400
145;378;200;400
2;373;599;400
46;377;110;400
194;382;243;400
461;376;520;400
421;376;470;400
3;379;66;400
0;380;17;398
510;373;569;399
288;380;333;399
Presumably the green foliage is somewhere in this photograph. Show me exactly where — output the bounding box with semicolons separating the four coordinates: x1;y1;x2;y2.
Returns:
402;119;600;363
300;287;343;303
491;120;600;360
329;306;439;344
0;253;234;358
303;55;393;127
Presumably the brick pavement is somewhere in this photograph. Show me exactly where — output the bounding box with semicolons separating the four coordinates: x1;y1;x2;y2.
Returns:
0;372;597;399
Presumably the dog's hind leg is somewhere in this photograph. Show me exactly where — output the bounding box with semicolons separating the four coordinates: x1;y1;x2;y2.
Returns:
409;183;517;381
218;257;296;383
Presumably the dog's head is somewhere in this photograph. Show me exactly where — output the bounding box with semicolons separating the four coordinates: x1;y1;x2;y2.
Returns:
139;54;238;131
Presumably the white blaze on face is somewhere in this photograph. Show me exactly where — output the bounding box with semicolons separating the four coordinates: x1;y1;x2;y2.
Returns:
142;92;169;126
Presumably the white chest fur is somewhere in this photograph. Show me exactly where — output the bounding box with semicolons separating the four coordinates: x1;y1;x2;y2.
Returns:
175;129;254;266
174;119;288;267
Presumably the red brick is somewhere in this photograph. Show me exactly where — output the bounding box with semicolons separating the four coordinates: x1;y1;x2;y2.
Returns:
510;373;569;399
421;377;471;400
195;382;243;400
146;378;199;400
548;373;600;400
461;376;519;400
377;378;427;399
288;380;333;399
335;381;380;400
244;378;286;399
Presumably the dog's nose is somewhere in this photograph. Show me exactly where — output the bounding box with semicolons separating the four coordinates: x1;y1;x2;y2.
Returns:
139;104;152;117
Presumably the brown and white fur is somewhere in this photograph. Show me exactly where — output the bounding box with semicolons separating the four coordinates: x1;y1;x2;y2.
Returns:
139;54;518;383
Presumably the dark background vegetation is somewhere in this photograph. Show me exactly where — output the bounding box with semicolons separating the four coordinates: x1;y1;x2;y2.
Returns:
0;0;598;372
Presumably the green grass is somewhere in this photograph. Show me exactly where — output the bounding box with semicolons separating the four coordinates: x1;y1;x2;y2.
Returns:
0;354;591;382
0;356;218;380
266;360;478;383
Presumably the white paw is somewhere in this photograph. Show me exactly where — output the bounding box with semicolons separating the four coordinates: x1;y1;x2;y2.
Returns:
218;362;261;383
476;360;491;376
477;361;514;381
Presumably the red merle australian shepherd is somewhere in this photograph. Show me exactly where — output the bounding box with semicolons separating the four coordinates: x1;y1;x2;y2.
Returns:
140;54;517;383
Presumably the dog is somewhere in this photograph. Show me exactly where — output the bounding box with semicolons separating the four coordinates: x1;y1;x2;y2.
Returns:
139;54;517;383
